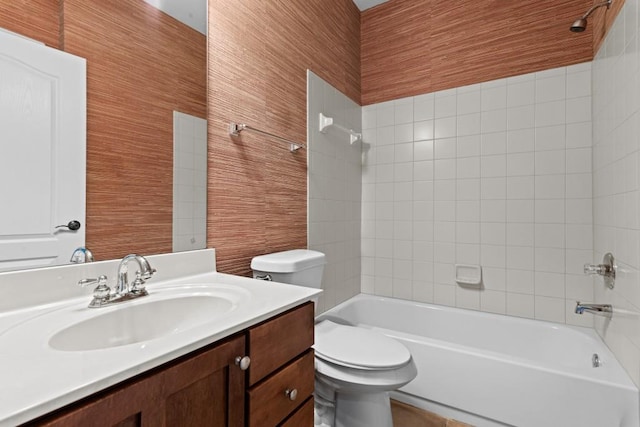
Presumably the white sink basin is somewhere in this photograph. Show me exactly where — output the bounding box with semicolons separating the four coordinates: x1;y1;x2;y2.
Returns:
49;293;236;351
0;283;252;352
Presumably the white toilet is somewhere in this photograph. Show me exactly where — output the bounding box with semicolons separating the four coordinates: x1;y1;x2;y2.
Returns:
251;249;417;427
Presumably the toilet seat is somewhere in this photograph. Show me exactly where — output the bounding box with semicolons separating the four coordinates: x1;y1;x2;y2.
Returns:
314;321;418;395
314;320;411;370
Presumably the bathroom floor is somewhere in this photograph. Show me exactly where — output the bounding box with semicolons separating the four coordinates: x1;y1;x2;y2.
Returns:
391;400;472;427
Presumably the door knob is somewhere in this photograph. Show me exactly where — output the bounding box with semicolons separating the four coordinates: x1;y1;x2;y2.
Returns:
55;220;81;231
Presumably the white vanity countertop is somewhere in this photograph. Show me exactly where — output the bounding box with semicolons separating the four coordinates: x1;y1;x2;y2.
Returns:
0;250;320;426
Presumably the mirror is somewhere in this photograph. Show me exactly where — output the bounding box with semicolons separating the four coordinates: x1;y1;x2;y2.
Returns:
0;0;207;272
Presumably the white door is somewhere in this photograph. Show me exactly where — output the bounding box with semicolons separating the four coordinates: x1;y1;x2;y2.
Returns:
0;29;86;271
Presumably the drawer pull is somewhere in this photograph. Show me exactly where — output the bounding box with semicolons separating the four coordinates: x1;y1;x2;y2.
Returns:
284;388;298;401
235;356;251;370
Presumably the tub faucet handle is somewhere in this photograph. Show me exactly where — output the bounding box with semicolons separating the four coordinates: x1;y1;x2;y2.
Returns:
583;253;616;289
584;263;604;275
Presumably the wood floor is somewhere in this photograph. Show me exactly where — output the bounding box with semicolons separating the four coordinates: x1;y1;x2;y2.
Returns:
391;400;473;427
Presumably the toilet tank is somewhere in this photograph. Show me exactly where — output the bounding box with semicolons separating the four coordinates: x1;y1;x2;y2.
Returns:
251;249;325;289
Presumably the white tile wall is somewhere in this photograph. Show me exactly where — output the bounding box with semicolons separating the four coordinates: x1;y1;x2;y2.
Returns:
593;0;640;386
362;63;593;327
172;111;207;252
307;71;362;313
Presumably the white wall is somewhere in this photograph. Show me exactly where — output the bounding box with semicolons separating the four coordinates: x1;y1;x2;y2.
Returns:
361;64;594;327
307;70;362;313
593;0;640;386
173;111;207;252
307;1;640;386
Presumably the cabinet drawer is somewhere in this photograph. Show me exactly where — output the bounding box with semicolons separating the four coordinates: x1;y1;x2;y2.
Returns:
247;302;314;385
279;396;314;427
248;350;314;427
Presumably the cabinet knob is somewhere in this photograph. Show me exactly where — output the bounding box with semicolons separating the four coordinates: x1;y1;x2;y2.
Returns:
284;388;298;401
234;356;251;370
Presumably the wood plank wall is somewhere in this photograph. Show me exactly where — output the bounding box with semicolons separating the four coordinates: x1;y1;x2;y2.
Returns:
0;0;59;48
0;1;207;260
361;0;615;105
207;0;361;275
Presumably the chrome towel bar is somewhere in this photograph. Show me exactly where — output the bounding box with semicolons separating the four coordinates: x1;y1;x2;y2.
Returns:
229;122;306;153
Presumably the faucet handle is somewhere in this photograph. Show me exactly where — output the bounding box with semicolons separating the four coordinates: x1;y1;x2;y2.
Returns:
130;272;150;296
584;263;604;275
139;267;156;280
78;275;108;288
583;253;616;289
132;260;156;288
79;275;111;306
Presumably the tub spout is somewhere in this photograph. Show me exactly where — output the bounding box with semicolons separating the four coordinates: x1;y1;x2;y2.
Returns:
575;301;612;317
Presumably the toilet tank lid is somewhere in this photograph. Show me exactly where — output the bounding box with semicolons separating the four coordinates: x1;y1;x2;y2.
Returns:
251;249;326;273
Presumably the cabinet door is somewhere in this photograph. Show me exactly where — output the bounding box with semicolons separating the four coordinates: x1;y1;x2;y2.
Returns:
159;335;245;426
29;335;245;427
27;372;156;427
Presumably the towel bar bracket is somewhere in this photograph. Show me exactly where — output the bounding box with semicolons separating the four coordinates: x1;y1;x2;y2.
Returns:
319;113;362;144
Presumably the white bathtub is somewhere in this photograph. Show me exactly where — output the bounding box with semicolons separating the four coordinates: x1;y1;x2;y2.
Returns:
318;294;639;427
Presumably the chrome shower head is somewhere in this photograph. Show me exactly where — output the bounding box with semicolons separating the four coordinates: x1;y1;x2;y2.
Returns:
570;0;612;33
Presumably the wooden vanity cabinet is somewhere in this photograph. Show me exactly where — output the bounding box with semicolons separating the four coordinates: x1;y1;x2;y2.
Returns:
25;301;316;427
246;302;315;426
28;335;246;427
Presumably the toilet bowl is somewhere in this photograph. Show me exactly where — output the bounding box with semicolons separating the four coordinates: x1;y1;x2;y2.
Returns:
251;250;417;427
314;320;417;427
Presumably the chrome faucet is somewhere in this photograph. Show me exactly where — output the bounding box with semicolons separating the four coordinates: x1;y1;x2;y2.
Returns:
69;247;94;263
78;254;156;308
115;254;156;297
575;301;612;317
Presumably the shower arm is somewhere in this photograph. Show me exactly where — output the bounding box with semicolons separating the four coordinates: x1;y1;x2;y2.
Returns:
580;0;612;20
